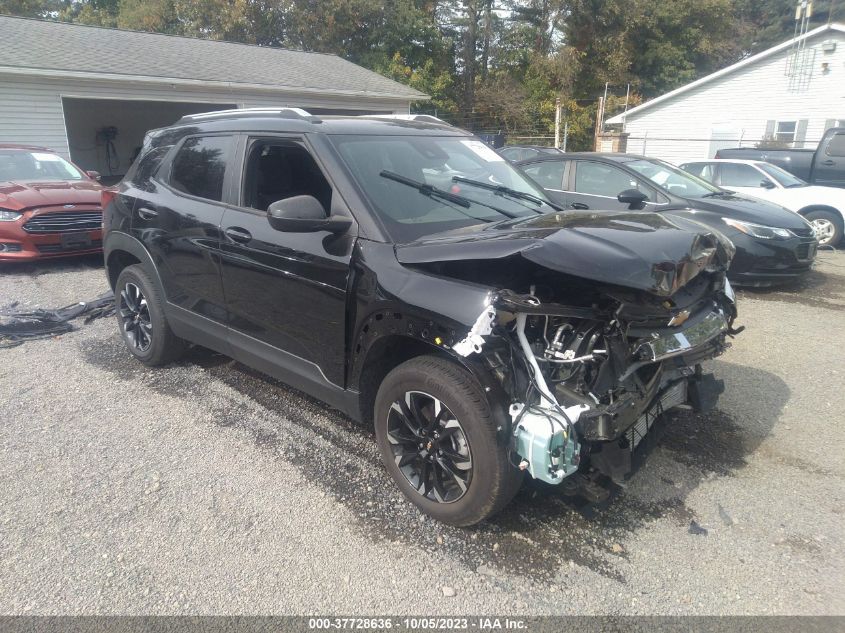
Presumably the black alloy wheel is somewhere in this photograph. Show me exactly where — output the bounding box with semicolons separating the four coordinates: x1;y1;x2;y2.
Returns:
386;390;473;503
119;282;153;352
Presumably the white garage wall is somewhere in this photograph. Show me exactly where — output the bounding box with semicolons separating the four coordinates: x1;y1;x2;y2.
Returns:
614;29;845;165
63;98;237;174
0;72;411;164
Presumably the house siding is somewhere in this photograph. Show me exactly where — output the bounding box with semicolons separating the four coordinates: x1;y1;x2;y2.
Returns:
615;29;845;165
0;73;410;159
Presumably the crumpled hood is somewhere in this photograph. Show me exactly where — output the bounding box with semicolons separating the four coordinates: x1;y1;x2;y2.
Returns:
0;180;102;210
396;211;734;297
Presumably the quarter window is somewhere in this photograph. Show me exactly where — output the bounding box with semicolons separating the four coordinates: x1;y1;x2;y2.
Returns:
130;145;172;192
169;135;234;202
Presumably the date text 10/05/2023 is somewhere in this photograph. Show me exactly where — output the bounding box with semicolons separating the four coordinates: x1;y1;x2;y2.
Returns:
307;617;528;630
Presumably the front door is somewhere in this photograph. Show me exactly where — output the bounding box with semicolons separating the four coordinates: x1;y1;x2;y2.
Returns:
566;160;651;211
131;134;234;324
218;136;356;388
715;162;775;199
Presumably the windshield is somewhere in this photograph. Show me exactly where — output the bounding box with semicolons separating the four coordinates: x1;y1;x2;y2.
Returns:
626;158;721;198
756;162;806;187
0;150;85;182
330;135;556;241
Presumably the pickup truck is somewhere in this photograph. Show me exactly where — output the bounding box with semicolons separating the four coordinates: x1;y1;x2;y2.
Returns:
716;127;845;189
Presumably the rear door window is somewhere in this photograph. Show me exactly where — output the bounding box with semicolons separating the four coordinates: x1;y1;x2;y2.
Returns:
522;161;566;189
682;162;716;182
718;163;764;187
169;135;234;202
825;131;845;157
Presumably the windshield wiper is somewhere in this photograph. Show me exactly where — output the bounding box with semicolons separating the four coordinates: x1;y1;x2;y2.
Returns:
451;176;556;212
380;170;521;219
701;190;734;198
380;170;470;207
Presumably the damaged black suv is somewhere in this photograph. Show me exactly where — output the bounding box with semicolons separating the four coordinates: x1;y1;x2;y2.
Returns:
103;109;740;526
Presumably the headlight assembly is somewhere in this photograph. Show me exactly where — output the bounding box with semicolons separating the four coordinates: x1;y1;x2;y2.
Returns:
0;209;22;222
721;217;791;240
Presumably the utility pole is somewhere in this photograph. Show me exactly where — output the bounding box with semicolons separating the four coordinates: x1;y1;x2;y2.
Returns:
554;97;561;149
594;96;605;151
562;121;569;152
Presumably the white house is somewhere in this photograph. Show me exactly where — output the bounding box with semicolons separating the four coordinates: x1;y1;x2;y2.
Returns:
0;16;426;177
606;22;845;165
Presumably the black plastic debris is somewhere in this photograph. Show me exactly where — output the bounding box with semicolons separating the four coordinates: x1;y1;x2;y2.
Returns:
0;291;115;348
688;520;709;536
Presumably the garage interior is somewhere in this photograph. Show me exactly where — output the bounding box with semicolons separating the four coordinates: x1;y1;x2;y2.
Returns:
62;97;236;183
61;98;392;184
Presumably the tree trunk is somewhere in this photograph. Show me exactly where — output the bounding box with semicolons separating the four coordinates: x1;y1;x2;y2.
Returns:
463;0;479;116
481;0;492;80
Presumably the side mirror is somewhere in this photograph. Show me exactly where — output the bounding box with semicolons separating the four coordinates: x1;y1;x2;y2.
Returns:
760;179;775;189
87;170;101;181
267;195;351;234
617;188;649;209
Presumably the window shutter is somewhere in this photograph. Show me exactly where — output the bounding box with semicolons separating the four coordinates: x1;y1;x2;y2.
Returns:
795;119;808;147
764;120;775;139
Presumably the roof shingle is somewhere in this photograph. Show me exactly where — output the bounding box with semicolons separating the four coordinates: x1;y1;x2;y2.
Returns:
0;15;426;99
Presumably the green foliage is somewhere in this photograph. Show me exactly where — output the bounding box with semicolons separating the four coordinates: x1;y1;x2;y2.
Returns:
1;0;824;144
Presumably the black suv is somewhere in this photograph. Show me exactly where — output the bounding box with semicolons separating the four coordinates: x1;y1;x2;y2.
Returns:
103;109;739;526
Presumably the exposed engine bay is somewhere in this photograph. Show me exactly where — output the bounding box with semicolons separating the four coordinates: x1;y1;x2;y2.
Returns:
451;268;741;488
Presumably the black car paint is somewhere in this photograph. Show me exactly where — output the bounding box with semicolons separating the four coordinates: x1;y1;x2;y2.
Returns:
396;211;734;297
103;116;734;484
516;153;817;285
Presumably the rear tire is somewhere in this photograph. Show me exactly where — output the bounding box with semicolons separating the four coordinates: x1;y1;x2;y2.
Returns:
804;209;843;246
115;264;186;366
374;355;522;526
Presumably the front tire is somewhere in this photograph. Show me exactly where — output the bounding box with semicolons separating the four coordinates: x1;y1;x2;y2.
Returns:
374;356;522;526
115;264;186;366
804;209;843;246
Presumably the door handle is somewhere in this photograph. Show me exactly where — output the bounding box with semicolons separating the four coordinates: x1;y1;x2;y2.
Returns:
137;206;158;220
224;227;252;243
570;202;589;210
821;159;835;166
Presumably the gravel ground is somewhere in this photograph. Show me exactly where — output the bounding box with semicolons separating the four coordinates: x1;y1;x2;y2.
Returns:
0;251;843;616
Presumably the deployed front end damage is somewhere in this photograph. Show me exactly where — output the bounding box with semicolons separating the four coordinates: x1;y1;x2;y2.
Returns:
400;212;741;489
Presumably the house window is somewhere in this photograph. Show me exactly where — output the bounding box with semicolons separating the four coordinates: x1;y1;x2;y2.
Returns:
775;121;797;143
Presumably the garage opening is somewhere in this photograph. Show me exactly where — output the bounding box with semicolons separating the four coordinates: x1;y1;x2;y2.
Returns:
62;97;236;184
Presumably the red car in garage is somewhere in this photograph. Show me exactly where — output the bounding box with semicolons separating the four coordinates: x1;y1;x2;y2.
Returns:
0;145;103;262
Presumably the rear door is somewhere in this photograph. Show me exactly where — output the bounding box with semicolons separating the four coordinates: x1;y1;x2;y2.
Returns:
131;133;234;324
815;129;845;188
218;134;356;388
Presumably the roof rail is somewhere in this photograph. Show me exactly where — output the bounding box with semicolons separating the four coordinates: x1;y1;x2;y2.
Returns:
367;114;450;125
177;107;318;124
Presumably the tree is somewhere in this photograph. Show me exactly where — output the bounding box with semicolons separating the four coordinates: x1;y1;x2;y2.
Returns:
0;0;824;142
